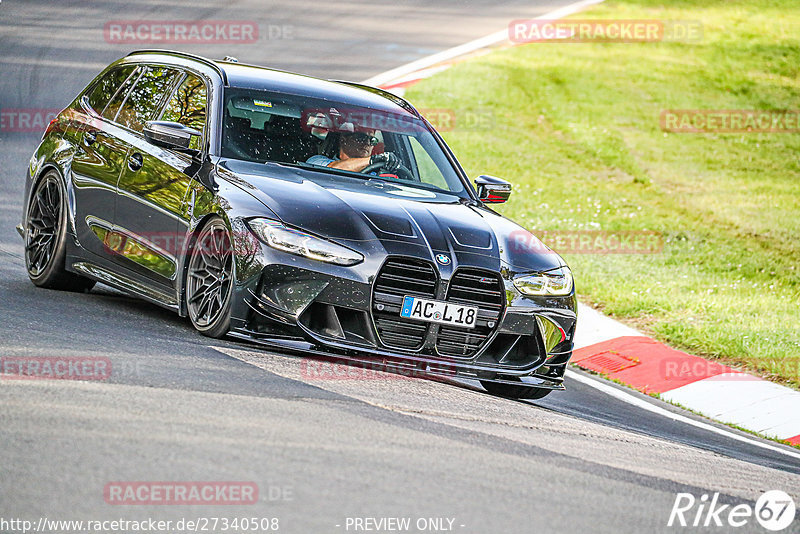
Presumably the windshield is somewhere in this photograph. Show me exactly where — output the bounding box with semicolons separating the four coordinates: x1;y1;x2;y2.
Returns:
221;88;466;195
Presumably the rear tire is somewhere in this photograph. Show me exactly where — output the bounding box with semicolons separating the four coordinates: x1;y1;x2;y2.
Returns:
25;170;95;292
185;218;234;338
481;380;552;400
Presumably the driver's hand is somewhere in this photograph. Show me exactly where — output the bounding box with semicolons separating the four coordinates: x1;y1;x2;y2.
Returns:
370;152;401;172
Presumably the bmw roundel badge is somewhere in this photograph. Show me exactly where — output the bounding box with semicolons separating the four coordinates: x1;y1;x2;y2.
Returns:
435;254;451;265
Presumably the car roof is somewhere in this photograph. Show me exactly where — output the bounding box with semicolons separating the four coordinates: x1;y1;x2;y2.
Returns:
123;50;418;118
216;61;418;117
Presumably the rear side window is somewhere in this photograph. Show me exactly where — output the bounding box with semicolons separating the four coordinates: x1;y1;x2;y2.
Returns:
160;72;207;150
103;67;143;122
115;66;181;132
86;66;136;114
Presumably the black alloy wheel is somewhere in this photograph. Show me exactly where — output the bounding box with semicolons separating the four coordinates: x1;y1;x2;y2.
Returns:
186;218;234;338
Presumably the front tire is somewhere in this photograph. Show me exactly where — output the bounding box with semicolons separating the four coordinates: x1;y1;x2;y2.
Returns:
25;171;95;292
185;218;234;338
481;380;553;400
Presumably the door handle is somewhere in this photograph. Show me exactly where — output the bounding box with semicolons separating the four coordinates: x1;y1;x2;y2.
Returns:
128;152;144;172
83;130;98;146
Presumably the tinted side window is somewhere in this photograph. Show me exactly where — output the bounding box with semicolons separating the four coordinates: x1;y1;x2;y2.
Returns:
409;137;449;190
103;67;143;122
115;66;181;132
86;66;136;114
160;73;207;150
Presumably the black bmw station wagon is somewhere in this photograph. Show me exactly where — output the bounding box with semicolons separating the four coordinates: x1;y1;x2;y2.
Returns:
19;50;576;399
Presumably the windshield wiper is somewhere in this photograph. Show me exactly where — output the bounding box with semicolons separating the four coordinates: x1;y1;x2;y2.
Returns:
289;161;376;180
273;161;463;198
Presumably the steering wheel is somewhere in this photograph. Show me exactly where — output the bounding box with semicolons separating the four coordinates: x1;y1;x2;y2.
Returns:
361;161;414;181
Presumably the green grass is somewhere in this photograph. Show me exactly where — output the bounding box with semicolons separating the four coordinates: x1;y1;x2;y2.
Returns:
406;0;800;387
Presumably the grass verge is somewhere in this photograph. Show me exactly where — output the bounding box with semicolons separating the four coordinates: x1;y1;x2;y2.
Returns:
405;0;800;387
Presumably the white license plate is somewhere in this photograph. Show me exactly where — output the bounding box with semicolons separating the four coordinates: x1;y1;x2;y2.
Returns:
400;296;478;329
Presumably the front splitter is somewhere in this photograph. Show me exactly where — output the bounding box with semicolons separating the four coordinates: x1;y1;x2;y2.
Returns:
227;329;565;390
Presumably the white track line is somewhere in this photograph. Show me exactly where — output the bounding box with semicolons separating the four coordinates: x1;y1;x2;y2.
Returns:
361;0;606;87
566;370;800;460
360;0;800;462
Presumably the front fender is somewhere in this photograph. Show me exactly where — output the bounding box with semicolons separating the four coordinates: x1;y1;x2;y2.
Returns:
175;167;278;318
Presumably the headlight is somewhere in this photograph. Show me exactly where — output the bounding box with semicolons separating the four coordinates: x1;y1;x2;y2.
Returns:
246;219;363;266
513;267;573;296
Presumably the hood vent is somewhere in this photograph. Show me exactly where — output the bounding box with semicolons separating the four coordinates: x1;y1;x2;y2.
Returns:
363;212;416;237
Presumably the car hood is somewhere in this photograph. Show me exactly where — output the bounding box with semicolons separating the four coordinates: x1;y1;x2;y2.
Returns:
217;159;564;273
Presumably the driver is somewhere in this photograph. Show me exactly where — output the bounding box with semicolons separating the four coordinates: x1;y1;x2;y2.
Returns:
307;130;401;173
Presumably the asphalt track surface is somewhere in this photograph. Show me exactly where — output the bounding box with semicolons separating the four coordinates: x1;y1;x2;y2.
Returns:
1;1;799;533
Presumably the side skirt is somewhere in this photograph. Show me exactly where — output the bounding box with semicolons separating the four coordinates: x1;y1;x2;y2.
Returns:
71;260;180;312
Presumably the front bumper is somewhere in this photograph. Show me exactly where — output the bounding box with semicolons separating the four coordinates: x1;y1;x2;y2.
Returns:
229;238;576;387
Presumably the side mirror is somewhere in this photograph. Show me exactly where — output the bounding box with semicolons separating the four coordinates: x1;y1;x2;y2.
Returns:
475;175;511;203
143;121;201;150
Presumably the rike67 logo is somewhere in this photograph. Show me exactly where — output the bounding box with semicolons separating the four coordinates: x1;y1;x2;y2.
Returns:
668;490;796;531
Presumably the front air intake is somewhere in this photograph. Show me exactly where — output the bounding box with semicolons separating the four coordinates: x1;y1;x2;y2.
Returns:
436;269;504;358
372;258;437;350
